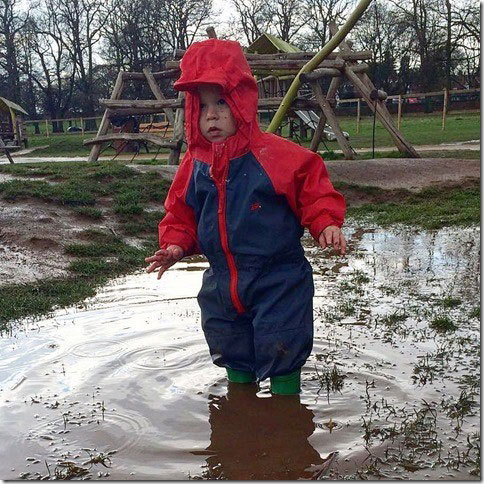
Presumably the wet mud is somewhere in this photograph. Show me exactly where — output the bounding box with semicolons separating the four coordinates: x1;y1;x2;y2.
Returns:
0;224;480;480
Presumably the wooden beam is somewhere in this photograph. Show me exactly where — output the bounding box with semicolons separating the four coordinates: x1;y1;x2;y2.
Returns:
309;112;327;152
206;26;217;38
84;133;178;148
0;137;15;164
309;76;341;152
122;69;180;81
88;71;124;162
168;92;185;165
330;21;419;158
101;99;184;110
143;68;175;126
258;98;320;109
311;81;355;159
173;48;373;62
300;63;368;83
345;67;419;157
165;58;346;70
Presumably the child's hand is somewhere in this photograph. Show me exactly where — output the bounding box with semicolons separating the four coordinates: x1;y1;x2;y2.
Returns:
145;245;184;279
319;226;347;255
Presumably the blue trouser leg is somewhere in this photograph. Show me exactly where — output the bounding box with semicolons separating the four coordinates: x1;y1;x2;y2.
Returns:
199;259;314;381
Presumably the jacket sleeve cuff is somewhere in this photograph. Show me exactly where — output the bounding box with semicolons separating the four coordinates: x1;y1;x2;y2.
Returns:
158;228;198;257
309;214;343;241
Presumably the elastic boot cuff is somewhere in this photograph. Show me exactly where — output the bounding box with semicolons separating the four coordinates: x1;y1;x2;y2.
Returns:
270;369;301;395
226;368;256;383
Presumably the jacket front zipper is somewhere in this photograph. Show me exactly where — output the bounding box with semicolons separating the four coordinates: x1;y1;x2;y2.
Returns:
211;146;245;314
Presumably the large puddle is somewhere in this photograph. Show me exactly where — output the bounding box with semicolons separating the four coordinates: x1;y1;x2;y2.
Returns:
0;225;480;480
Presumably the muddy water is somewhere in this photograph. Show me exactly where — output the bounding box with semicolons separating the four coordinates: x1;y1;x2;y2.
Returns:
0;225;480;480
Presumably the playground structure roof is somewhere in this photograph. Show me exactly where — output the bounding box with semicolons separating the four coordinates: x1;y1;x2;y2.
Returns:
247;33;302;54
0;97;28;116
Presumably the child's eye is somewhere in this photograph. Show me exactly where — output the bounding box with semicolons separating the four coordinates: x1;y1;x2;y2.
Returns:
217;99;226;106
200;103;206;109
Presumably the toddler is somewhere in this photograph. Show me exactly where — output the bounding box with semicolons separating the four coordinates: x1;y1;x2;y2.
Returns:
146;39;346;395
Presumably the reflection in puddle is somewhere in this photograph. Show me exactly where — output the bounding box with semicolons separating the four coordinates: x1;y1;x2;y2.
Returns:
200;383;325;480
0;225;479;480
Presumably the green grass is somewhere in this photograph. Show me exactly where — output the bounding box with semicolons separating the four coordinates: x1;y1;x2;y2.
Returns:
23;111;479;157
0;156;479;327
268;111;480;152
347;185;479;229
1;232;155;327
440;296;462;308
0;162;171;328
337;111;479;149
0;162;170;233
24;132;171;158
429;314;457;332
469;306;480;319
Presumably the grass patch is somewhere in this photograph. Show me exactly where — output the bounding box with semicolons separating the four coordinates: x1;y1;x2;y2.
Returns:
0;161;171;328
0;279;97;327
291;111;479;150
429;314;457;332
73;206;103;219
440;296;462;308
469;306;480;319
347;184;479;229
0;239;156;329
381;311;408;328
0;179;97;206
0;161;171;236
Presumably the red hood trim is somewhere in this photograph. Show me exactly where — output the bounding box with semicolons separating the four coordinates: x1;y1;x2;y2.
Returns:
174;39;263;162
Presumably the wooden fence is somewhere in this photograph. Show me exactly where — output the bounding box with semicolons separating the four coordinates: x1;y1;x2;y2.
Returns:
337;87;480;133
23;87;479;137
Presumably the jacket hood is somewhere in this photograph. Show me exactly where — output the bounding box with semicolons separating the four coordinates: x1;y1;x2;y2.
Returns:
174;39;261;160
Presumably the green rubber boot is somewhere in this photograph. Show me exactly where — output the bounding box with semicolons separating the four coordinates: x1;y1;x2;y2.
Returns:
226;368;256;384
270;369;301;395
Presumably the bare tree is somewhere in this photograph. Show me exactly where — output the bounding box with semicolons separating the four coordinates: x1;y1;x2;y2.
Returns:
158;0;213;50
388;0;446;91
300;0;352;50
353;1;412;93
19;7;76;131
453;0;480;87
227;0;272;45
0;0;29;103
50;0;117;125
272;0;306;42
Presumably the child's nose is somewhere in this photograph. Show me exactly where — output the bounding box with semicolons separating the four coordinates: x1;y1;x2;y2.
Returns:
206;105;219;120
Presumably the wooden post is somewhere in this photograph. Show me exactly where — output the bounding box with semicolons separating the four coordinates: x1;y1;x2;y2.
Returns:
311;81;354;159
45;119;49;137
345;68;419;157
329;21;418;158
80;117;84;135
397;95;402;130
309;112;327;152
206;26;217;39
0;137;15;163
143;68;175;126
442;88;448;130
88;72;124;162
309;76;341;152
168;92;185;165
356;98;361;133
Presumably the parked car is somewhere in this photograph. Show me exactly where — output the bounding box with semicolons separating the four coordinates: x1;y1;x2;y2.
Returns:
67;126;82;132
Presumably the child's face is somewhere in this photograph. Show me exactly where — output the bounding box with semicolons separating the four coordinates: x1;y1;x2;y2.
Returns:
198;85;237;143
